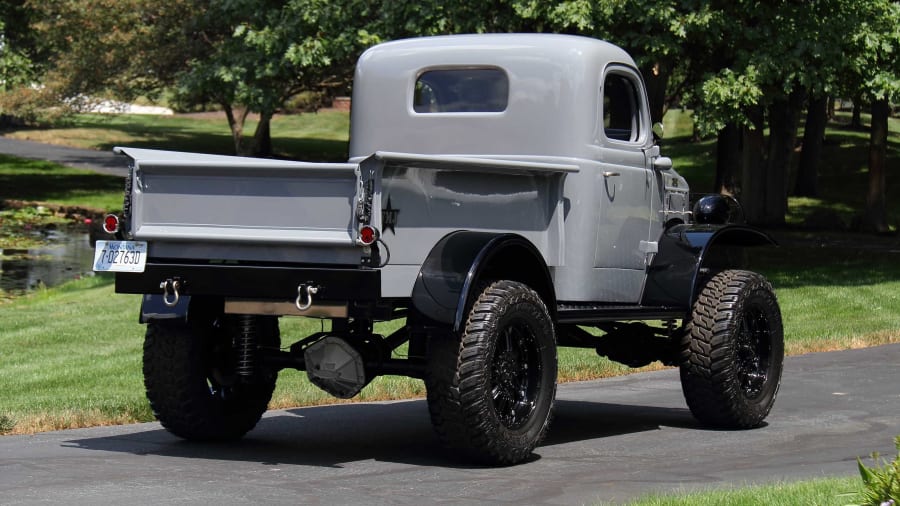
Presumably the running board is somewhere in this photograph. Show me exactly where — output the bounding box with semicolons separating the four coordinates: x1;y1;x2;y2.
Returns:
556;303;685;324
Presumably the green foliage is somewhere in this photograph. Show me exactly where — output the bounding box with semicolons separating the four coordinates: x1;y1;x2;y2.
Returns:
0;206;68;248
0;85;67;126
0;1;39;94
27;0;195;105
856;436;900;506
0;30;33;92
168;0;382;154
693;67;763;136
0;413;15;434
0;11;41;123
844;0;900;102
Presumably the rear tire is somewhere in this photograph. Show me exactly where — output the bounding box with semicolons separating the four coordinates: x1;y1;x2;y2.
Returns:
143;314;279;440
680;269;784;428
426;280;557;465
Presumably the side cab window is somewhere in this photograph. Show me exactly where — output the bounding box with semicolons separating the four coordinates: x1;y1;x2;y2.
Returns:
601;70;643;143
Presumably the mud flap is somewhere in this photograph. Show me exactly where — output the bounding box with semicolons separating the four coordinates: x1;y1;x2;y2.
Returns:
139;293;191;323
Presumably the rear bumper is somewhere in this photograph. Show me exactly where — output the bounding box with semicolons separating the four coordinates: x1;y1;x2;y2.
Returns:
115;262;381;302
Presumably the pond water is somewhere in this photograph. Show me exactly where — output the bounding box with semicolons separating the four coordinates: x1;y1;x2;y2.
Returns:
0;226;98;294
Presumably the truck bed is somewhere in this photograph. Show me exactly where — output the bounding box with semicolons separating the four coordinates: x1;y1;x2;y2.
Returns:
115;147;362;247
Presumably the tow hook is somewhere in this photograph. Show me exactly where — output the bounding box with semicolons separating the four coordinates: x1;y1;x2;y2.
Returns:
295;284;320;311
160;279;182;307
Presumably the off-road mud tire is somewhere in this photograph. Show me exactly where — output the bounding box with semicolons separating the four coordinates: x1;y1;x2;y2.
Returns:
426;280;557;465
680;269;784;428
143;315;279;441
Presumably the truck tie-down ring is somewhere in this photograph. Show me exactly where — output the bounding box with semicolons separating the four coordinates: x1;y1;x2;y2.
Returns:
159;279;181;308
295;284;319;312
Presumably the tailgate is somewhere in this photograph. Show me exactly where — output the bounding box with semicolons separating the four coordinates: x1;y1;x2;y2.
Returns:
115;147;364;246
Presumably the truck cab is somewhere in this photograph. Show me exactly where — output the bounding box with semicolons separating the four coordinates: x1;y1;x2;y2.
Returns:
350;34;689;304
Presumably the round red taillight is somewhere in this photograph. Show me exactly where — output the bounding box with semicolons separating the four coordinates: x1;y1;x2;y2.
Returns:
103;214;120;234
358;225;379;245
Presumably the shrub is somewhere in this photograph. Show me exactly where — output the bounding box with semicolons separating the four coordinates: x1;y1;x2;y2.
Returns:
857;436;900;506
0;414;15;434
0;86;70;127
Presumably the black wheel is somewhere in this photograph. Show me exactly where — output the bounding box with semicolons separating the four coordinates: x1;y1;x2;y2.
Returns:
425;280;557;465
680;269;784;428
143;313;280;440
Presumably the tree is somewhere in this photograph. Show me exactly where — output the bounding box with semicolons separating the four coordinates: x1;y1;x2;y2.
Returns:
0;19;33;92
794;96;828;197
847;0;900;233
27;0;195;108
23;0;379;156
172;0;380;156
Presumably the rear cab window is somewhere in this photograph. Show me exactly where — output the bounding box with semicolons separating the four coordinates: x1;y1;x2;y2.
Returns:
414;68;509;113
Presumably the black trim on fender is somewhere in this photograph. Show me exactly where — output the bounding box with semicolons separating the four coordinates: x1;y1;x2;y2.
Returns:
641;224;777;309
116;262;380;301
410;231;555;332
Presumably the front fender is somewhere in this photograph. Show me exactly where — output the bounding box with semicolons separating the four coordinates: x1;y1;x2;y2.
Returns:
411;231;554;332
641;224;776;310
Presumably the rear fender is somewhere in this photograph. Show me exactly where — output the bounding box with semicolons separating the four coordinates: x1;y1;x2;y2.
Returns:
411;231;555;332
641;224;776;310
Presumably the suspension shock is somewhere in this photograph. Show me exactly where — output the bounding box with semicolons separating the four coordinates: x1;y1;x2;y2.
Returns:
236;314;258;378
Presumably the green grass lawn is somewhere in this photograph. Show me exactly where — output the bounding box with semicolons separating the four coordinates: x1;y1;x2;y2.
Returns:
5;111;351;162
0;154;124;211
622;476;863;506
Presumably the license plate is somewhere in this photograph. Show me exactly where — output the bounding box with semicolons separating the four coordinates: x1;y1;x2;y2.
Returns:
93;240;148;273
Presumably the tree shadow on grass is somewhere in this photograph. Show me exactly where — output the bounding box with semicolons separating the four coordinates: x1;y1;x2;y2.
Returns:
0;170;123;203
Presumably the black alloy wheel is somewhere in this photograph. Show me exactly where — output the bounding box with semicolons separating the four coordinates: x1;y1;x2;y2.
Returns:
680;269;784;429
425;280;557;465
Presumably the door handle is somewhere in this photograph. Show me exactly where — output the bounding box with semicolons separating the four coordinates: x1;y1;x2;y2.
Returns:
603;171;621;178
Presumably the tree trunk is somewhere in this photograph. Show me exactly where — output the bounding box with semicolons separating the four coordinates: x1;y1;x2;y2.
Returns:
223;103;252;155
851;93;863;129
740;106;767;224
252;112;273;157
862;99;890;233
715;122;741;195
762;89;804;226
794;95;827;197
642;61;669;125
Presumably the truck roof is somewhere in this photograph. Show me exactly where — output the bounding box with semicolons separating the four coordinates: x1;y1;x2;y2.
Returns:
348;33;644;161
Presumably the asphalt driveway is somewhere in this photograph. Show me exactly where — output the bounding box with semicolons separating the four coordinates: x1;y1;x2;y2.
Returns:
0;137;126;176
1;344;898;505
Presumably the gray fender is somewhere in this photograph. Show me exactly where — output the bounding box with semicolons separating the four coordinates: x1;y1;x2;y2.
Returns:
641;224;777;310
411;231;555;332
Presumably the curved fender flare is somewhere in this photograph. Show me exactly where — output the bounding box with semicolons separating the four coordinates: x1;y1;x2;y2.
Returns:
410;231;555;332
641;224;777;310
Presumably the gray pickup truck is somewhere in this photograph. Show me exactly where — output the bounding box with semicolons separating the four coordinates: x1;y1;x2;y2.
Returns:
95;33;783;465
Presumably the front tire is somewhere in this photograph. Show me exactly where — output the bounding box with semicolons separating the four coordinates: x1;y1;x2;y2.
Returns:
426;280;557;465
680;269;784;428
143;314;280;441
